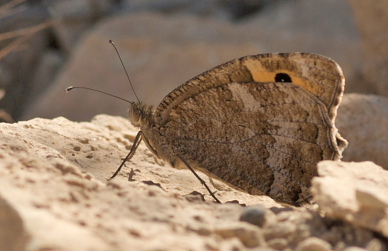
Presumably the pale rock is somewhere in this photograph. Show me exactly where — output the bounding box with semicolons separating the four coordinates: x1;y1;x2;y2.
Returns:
311;161;388;238
214;222;265;248
0;115;385;250
267;238;288;250
29;49;65;102
263;209;310;248
348;0;388;97
0;197;28;251
51;0;114;52
239;205;267;228
0;114;281;250
342;247;366;251
366;238;386;251
0;114;279;205
295;237;332;251
336;94;388;169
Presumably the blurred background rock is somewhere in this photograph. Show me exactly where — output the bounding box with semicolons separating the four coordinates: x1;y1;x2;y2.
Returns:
0;0;387;128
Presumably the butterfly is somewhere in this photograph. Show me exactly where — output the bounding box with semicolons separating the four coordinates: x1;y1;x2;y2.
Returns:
69;52;348;204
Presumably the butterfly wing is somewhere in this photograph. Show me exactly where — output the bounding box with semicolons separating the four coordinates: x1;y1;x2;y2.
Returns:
155;53;345;126
150;53;347;204
161;81;338;203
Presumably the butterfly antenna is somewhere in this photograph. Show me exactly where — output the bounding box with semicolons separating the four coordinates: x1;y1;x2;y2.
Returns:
109;40;140;103
65;86;132;104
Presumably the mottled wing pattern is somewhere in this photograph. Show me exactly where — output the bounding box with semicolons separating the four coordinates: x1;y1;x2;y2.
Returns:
156;53;344;122
152;53;347;204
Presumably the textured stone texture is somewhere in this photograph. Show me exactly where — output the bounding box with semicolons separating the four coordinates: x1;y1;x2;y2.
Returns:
311;161;388;238
348;0;388;97
0;197;28;251
0;116;386;250
336;94;388;169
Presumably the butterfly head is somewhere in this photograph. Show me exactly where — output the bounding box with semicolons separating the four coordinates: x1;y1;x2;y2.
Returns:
128;102;155;128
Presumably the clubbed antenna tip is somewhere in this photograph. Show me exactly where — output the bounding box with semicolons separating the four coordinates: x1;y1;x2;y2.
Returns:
65;86;74;92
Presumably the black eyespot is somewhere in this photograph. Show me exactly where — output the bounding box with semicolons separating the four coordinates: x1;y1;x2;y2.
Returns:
275;73;292;83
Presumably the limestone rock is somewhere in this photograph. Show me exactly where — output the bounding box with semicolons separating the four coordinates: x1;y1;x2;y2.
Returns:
0;115;279;250
51;0;115;52
336;94;388;169
295;237;332;251
1;114;280;205
0;115;386;250
28;50;65;104
0;197;28;251
348;0;388;97
311;161;388;238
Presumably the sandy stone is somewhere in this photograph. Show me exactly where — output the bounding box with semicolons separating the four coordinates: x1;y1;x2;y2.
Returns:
336;94;388;169
0;197;28;251
295;237;332;251
348;0;388;97
343;248;367;251
267;238;288;250
239;205;267;228
366;239;386;251
214;223;265;248
0;116;386;250
51;0;114;52
0;115;279;250
28;50;65;104
1;115;280;205
311;161;388;238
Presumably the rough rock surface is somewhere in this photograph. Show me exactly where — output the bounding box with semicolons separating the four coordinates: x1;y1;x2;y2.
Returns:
0;115;387;250
312;161;388;239
336;94;388;169
348;0;388;97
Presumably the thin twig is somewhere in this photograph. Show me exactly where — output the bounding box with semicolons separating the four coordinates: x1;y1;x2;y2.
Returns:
0;20;55;42
0;4;26;19
0;20;56;60
0;0;25;15
0;31;33;60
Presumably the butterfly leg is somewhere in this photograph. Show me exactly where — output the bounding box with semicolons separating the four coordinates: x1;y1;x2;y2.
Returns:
177;154;221;203
108;131;143;180
141;133;160;159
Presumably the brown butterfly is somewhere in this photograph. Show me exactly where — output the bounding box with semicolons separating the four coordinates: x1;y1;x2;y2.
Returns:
68;52;347;204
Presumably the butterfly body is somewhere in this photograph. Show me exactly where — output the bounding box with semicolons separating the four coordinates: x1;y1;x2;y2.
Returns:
127;53;347;204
